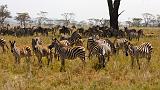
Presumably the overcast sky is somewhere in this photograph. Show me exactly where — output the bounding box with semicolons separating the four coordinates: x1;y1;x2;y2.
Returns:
1;0;160;21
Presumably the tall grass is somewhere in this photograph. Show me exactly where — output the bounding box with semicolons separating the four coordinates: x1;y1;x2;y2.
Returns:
0;28;160;90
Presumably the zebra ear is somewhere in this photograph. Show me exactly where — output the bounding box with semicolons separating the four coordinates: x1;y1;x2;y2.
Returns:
13;40;16;44
9;41;12;44
52;38;57;41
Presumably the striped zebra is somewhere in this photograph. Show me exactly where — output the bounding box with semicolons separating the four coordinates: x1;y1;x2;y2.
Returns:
54;39;70;61
96;38;116;61
124;42;153;69
114;38;128;55
32;37;42;53
48;38;86;72
87;36;114;67
74;39;84;46
0;38;9;52
32;38;53;66
9;41;32;64
124;27;136;40
54;38;84;61
60;31;82;46
124;27;143;41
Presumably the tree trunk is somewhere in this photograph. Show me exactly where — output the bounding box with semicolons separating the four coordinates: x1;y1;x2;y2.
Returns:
107;0;121;30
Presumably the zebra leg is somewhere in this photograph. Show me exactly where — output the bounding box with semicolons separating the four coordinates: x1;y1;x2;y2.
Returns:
138;36;140;41
50;53;53;64
88;51;92;60
147;55;151;67
131;57;134;69
107;53;110;62
2;46;5;52
98;55;104;68
60;59;65;72
15;57;18;64
102;55;106;68
137;58;140;69
38;56;42;67
116;49;119;55
17;57;20;64
47;56;50;66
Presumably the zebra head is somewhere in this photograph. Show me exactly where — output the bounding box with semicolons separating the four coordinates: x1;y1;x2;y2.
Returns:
124;41;134;56
48;38;59;49
9;40;16;53
32;37;42;52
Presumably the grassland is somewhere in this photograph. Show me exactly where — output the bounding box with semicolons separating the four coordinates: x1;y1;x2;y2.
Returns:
0;27;160;90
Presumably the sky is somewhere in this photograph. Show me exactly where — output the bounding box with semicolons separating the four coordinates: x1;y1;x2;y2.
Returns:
1;0;160;22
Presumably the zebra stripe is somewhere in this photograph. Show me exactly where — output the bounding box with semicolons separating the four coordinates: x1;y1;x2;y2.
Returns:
114;38;128;55
60;31;82;46
32;37;53;66
9;41;32;64
48;38;86;72
125;42;153;69
87;37;109;67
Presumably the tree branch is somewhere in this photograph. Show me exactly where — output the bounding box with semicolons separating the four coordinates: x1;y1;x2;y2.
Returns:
118;10;125;16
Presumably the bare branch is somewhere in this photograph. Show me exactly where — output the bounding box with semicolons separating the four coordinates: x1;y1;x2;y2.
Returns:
118;10;125;16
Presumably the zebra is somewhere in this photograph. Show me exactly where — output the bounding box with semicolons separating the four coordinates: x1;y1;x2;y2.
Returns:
59;26;70;35
32;37;42;53
9;41;32;64
114;38;128;54
114;38;129;55
53;39;71;61
124;42;153;69
48;38;86;72
124;27;137;40
87;36;112;67
0;38;9;52
74;39;84;46
96;38;116;61
60;31;82;46
137;29;144;38
54;38;84;61
127;29;144;41
32;37;53;66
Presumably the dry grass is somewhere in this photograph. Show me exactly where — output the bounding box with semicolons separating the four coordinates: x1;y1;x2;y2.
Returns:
0;27;160;90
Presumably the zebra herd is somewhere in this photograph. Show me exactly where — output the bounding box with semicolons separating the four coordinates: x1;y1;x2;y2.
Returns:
1;25;144;39
0;27;152;72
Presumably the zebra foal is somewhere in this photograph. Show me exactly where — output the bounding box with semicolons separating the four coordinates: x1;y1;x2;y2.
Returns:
9;40;32;64
32;37;53;66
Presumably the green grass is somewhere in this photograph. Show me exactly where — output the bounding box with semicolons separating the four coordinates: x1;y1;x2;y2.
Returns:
0;28;160;90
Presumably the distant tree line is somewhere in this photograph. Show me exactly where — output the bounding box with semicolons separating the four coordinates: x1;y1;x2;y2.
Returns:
0;4;77;28
126;13;160;27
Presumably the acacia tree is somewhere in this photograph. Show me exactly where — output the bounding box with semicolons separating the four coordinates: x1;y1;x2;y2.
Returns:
37;11;48;27
61;13;75;26
0;4;11;27
15;12;30;28
107;0;123;30
142;13;155;27
125;21;132;27
156;15;160;27
132;18;142;27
